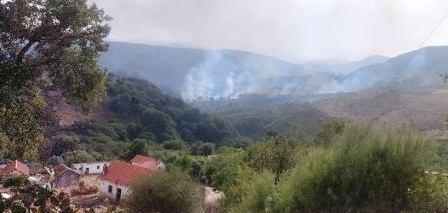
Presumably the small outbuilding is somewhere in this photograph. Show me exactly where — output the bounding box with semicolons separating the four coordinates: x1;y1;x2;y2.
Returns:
72;162;106;174
131;155;165;171
52;164;80;188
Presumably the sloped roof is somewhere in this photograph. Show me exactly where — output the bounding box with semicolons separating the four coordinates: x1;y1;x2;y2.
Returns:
130;155;161;170
100;160;156;186
2;160;30;176
53;164;80;177
131;155;159;164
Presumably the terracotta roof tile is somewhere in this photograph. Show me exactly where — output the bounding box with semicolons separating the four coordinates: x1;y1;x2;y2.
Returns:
53;164;80;177
2;160;29;176
100;160;156;186
131;155;161;170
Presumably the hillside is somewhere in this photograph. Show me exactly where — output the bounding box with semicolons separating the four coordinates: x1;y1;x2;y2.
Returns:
54;75;237;160
194;95;328;138
333;46;448;93
315;87;448;131
99;42;393;100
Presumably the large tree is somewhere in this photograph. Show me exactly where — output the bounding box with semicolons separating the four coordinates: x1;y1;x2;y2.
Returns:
0;0;110;160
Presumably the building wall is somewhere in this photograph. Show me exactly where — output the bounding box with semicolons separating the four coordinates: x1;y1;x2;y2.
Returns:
54;173;80;188
99;180;129;201
72;162;106;174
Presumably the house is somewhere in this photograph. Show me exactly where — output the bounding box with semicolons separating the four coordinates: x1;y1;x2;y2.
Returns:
131;155;165;171
52;164;80;188
99;160;156;202
72;162;106;174
0;160;30;177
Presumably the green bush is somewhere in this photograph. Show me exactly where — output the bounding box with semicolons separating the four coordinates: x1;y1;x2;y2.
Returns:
273;125;442;212
232;171;277;213
62;150;95;165
125;169;202;213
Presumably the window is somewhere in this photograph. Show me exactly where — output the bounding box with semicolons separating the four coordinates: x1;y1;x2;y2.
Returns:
108;185;113;193
97;165;100;169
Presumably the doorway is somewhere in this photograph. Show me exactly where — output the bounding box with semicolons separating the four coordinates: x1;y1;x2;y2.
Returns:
116;188;122;201
85;168;90;174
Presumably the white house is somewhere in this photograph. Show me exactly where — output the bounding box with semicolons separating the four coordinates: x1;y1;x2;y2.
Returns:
99;160;156;202
72;162;106;174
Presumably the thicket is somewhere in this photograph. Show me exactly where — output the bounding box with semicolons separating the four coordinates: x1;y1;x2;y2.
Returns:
125;169;202;213
226;125;448;212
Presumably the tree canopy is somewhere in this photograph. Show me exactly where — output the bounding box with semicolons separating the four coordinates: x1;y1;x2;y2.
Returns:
0;0;110;160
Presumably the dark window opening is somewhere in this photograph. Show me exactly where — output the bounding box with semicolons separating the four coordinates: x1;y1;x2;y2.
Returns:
108;185;113;193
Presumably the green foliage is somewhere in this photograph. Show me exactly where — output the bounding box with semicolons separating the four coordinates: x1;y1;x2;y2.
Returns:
62;150;95;166
58;75;237;160
172;155;206;181
314;117;346;144
125;169;202;213
233;171;277;213
191;142;215;156
204;149;245;190
248;135;296;183
125;139;149;160
275;125;439;212
0;0;110;160
207;97;327;138
162;140;185;151
106;75;236;144
1;178;73;212
3;175;25;188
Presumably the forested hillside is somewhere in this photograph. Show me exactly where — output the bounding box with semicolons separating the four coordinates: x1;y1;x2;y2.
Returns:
45;75;236;161
194;95;328;138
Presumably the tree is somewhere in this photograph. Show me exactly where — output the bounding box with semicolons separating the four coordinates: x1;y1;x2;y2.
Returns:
62;150;95;165
315;117;346;144
125;169;202;213
162;140;184;151
248;135;296;184
0;0;110;160
191;142;215;156
126;139;148;160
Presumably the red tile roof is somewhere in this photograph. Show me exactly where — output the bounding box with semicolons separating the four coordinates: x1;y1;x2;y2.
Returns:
130;155;160;170
100;160;156;186
53;164;80;177
2;160;29;176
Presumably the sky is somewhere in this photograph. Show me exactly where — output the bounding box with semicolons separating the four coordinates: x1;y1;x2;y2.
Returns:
91;0;448;62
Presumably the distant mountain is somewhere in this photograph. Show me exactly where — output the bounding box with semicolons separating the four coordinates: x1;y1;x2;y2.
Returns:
327;46;448;93
99;41;448;100
98;42;335;99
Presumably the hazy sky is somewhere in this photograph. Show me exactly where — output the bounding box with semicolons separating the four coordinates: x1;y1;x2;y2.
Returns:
91;0;448;61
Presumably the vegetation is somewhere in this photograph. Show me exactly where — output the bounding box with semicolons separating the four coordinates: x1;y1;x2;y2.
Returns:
0;176;73;212
196;95;328;138
125;169;202;213
217;124;448;212
0;0;110;160
52;75;237;161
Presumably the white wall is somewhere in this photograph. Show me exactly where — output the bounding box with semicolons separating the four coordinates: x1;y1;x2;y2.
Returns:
72;162;106;174
99;179;129;201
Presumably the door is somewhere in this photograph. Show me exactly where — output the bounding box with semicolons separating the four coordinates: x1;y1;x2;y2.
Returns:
116;188;122;201
85;168;89;174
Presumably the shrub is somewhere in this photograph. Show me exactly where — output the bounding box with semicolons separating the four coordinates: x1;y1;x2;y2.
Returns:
162;140;185;151
275;125;441;212
62;150;95;166
125;169;202;213
231;171;276;213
